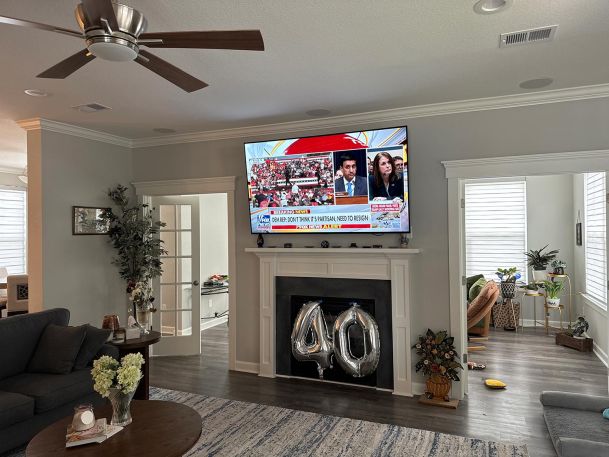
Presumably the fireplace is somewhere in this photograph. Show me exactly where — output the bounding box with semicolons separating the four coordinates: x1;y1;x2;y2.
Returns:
276;276;393;389
246;247;420;396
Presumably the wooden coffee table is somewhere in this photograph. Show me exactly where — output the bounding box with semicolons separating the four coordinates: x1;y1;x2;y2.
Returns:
26;400;202;457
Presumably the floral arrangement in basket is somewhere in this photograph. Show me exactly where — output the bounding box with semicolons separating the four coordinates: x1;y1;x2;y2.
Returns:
413;329;462;381
91;353;144;397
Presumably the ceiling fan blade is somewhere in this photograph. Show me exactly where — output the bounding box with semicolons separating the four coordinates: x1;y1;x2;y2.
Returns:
135;50;208;93
37;49;95;79
139;30;264;51
82;0;119;31
0;15;82;38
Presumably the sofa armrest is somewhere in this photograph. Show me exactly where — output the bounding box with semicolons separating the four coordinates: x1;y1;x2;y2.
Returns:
93;343;119;362
540;391;609;412
558;437;609;457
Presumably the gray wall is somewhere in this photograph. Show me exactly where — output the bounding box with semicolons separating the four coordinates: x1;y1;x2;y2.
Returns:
131;97;609;366
39;131;133;326
525;175;575;321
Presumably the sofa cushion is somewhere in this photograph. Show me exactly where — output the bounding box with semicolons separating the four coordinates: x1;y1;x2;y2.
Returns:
0;391;34;428
544;405;609;453
74;325;111;370
0;308;70;381
28;324;86;374
0;370;96;414
468;277;488;302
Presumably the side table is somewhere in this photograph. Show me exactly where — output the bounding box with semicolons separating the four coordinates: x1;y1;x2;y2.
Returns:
109;330;160;400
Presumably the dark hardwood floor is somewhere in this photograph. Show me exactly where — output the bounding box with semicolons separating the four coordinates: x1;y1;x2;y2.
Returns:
150;324;608;457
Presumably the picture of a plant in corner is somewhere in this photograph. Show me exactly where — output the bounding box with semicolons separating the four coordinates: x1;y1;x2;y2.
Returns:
101;185;167;327
525;245;559;282
542;280;564;308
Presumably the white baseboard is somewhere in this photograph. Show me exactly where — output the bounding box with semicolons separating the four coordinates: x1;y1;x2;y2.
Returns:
200;316;228;331
520;319;571;328
591;340;609;368
234;360;260;374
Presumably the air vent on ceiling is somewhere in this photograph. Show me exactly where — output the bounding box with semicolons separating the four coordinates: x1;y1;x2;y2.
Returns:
499;25;558;48
71;103;111;113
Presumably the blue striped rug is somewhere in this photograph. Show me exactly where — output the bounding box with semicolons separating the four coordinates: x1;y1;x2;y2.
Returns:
151;387;528;457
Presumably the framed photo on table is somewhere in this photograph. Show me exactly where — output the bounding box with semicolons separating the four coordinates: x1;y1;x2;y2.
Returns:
72;206;110;235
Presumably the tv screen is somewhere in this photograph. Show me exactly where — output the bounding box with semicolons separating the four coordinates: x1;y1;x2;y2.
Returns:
245;126;409;234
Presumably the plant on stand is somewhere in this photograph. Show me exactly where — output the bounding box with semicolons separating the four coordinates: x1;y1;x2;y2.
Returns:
413;329;462;402
101;185;167;333
550;259;567;275
525;245;559;282
91;353;144;426
495;267;521;299
542;279;564;308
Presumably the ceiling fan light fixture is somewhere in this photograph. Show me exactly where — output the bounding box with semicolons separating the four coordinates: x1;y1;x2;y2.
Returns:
88;39;138;61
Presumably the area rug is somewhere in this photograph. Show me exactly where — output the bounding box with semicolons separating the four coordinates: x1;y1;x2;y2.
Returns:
152;387;528;457
2;388;528;457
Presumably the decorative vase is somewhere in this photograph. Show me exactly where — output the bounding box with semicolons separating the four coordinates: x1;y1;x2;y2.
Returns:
135;309;152;334
108;387;136;426
500;281;516;299
425;374;451;400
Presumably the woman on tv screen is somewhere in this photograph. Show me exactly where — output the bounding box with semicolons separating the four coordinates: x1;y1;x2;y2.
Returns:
368;152;404;201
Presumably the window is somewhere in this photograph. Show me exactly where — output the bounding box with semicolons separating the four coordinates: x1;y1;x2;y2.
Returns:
584;172;607;308
0;187;27;274
465;179;527;281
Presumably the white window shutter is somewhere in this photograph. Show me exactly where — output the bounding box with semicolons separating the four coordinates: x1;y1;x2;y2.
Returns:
465;180;527;282
0;188;27;275
584;172;607;308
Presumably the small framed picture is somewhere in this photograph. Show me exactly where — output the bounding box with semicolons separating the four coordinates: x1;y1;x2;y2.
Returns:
72;206;110;235
575;222;583;246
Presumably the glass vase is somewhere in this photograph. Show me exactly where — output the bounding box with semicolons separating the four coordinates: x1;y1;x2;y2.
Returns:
108;387;136;426
136;309;152;334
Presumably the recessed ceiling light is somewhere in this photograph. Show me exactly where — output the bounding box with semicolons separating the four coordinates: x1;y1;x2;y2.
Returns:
473;0;511;14
306;109;331;117
519;77;554;89
152;128;177;134
24;89;49;97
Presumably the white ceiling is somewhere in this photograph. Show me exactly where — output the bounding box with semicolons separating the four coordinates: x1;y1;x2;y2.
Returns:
1;0;609;167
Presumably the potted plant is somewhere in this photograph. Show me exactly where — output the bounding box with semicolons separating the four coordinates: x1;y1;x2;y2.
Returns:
542;279;564;307
524;282;540;296
550;259;567;275
525;245;559;282
496;267;521;299
101;185;167;331
566;316;589;338
91;353;144;426
413;329;462;401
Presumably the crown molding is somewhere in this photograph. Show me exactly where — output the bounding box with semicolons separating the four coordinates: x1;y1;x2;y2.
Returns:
16;118;131;148
16;83;609;150
132;176;236;195
442;149;609;179
130;83;609;148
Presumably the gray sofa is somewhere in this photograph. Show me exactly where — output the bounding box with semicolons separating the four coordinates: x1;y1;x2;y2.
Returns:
540;391;609;457
0;308;118;454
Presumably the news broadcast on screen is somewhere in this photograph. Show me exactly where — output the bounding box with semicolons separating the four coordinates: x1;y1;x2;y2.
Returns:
245;126;409;234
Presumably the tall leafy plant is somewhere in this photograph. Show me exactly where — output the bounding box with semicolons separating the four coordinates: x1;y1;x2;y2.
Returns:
101;185;167;313
525;245;559;271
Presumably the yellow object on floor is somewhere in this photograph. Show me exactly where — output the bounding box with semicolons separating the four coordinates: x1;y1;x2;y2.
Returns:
484;379;507;389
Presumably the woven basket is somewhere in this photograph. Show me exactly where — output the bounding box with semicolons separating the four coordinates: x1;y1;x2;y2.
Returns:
500;281;516;299
425;374;451;399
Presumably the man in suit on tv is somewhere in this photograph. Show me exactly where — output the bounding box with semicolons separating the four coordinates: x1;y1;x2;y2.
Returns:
334;153;368;196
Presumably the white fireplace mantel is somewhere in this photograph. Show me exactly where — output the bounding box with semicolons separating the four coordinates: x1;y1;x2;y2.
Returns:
246;247;420;396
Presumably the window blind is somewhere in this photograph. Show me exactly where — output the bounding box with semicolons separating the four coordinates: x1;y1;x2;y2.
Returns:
465;180;527;282
0;187;27;275
584;172;607;308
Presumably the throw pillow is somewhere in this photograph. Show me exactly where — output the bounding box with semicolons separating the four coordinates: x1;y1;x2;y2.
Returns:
603;408;609;420
27;324;87;374
468;277;488;302
73;324;112;370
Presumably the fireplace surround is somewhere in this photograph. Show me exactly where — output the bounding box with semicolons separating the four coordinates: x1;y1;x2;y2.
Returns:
247;247;420;396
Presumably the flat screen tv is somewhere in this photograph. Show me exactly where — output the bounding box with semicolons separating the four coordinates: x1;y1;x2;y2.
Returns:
245;126;409;234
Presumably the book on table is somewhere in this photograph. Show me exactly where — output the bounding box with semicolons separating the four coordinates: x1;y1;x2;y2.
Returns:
65;418;123;447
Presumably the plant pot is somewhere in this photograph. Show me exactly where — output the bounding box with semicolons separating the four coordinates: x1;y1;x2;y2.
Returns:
547;297;560;308
425;374;452;400
108;387;136;426
532;270;547;282
500;281;516;299
553;267;565;275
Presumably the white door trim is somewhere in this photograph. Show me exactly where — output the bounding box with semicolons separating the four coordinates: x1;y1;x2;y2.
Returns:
133;177;237;371
444;149;609;397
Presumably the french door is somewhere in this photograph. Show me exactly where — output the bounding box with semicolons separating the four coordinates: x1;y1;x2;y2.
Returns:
151;196;201;355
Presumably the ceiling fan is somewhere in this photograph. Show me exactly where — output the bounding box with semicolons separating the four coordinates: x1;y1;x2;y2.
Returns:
0;0;264;92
